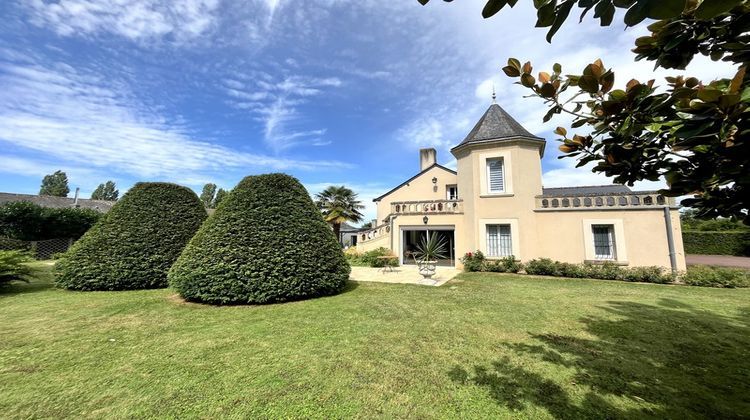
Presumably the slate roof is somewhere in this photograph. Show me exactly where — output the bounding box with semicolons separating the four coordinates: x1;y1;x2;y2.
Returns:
0;192;115;212
541;185;633;197
452;103;545;152
340;222;364;232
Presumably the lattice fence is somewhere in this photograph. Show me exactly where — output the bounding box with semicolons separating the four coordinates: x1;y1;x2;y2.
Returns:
0;236;74;260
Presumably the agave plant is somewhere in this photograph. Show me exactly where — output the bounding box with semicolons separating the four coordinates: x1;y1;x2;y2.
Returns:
413;234;448;263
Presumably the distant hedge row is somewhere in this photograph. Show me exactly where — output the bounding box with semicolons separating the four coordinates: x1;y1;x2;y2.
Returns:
0;202;101;241
682;231;750;256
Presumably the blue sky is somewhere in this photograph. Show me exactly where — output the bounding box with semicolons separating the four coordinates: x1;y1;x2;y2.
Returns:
0;0;733;221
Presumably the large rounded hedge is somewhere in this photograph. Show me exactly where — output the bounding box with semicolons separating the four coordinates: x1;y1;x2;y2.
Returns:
55;182;207;291
168;173;350;304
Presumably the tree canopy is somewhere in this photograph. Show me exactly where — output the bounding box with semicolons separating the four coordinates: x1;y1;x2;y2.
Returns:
91;181;119;201
39;170;69;197
315;186;365;241
418;0;749;223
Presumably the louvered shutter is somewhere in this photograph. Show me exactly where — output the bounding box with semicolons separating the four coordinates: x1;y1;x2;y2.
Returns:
487;159;504;193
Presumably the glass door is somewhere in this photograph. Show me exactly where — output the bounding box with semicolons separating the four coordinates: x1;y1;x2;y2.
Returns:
401;228;455;266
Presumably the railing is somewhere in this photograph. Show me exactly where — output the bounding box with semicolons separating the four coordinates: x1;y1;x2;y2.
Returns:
535;191;675;210
359;224;390;243
390;199;464;215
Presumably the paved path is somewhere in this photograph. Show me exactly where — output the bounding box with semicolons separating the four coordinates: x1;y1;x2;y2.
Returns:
686;254;750;269
350;265;460;286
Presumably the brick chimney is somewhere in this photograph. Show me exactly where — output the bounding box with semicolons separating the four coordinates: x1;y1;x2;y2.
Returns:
419;148;436;171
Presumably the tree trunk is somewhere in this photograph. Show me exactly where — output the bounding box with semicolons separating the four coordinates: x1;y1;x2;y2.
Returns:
332;222;341;244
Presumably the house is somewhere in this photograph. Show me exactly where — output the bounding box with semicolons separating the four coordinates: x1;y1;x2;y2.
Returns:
339;222;365;247
356;102;686;272
0;191;114;212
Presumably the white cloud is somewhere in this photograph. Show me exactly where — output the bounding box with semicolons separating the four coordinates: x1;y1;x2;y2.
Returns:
223;74;342;152
0;59;352;185
25;0;220;44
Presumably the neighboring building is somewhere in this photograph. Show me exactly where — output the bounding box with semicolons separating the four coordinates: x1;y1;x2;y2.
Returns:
356;103;685;271
339;222;365;248
0;191;115;212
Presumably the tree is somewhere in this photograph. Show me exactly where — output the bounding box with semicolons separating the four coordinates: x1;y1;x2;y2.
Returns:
213;188;228;208
418;0;749;223
55;183;207;291
169;174;350;304
39;170;69;197
314;186;365;242
91;180;119;201
200;183;217;208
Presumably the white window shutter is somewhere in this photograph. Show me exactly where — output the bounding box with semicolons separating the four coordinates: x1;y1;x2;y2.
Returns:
487;159;504;193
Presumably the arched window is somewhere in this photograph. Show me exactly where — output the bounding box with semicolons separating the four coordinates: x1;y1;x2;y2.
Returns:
657;195;666;205
562;198;570;207
551;199;560;208
584;197;592;207
618;197;628;206
595;197;604;206
572;198;581;207
644;196;653;205
630;195;640;205
542;199;549;208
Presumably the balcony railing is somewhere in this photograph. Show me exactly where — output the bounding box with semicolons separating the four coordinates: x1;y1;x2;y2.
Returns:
391;199;464;215
359;224;390;243
535;191;675;210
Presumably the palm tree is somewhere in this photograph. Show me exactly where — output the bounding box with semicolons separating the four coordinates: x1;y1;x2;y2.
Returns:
315;186;365;243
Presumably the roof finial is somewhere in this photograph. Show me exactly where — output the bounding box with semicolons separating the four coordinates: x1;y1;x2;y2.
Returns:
491;84;496;104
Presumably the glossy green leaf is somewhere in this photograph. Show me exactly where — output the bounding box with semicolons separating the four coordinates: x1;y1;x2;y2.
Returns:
695;0;742;19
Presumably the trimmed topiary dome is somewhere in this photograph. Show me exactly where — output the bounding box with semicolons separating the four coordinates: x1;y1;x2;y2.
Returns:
169;173;350;304
55;182;207;291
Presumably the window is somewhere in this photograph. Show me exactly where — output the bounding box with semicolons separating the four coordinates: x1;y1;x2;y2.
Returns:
487;224;512;257
592;225;616;260
486;158;505;193
446;184;458;200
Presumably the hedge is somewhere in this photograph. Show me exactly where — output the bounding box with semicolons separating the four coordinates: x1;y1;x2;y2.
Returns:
55;183;206;291
169;173;350;305
0;201;101;241
682;231;750;256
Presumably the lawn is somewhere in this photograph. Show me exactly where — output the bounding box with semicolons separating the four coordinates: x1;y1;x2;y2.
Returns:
1;263;749;419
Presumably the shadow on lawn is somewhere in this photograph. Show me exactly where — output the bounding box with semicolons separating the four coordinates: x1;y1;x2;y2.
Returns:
449;299;750;419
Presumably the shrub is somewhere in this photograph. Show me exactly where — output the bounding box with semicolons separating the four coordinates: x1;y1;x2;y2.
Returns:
683;265;750;288
169;174;350;304
0;250;34;285
682;231;750;256
584;262;624;280
55;183;206;291
0;236;31;252
622;266;673;284
485;259;506;272
556;262;587;278
524;258;558;276
461;251;485;272
500;256;523;273
344;248;367;267
361;247;398;268
0;201;101;241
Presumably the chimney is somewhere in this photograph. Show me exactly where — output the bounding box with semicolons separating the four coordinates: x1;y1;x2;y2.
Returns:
73;187;80;207
419;148;437;171
371;219;377;228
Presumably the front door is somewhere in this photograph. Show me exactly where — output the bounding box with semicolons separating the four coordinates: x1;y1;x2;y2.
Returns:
401;228;455;267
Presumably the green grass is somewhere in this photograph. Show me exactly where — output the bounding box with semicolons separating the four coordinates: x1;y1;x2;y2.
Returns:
2;262;749;419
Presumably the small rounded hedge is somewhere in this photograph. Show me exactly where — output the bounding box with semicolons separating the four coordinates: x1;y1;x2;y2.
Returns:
169;173;350;304
55;183;207;291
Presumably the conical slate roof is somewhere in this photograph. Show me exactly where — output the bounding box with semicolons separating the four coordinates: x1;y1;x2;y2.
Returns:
452;103;544;151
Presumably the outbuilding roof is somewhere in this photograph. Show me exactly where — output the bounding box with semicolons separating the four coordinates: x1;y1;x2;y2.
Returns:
0;192;115;212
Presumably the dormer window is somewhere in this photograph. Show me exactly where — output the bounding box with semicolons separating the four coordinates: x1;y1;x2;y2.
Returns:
486;158;505;193
446;184;458;200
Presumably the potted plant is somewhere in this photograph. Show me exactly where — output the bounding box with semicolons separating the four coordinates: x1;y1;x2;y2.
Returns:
413;234;448;280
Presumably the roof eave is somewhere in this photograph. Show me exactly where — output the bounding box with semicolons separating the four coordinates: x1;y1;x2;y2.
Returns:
450;136;546;157
372;163;457;202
